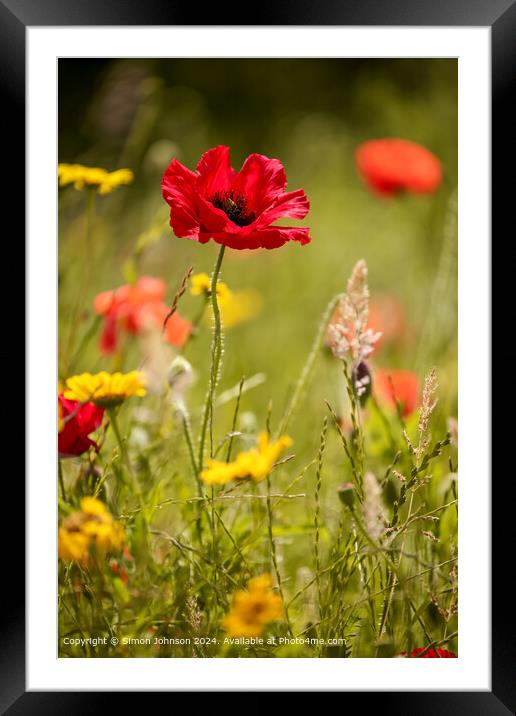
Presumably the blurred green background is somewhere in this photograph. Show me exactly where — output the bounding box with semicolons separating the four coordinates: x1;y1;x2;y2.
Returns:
58;58;457;460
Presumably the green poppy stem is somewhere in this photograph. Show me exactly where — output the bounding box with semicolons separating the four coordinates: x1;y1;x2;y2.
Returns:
198;243;226;470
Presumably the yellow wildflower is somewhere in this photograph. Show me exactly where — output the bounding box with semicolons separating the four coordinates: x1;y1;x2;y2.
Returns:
191;274;261;328
64;371;146;408
206;289;262;329
58;164;133;194
223;574;283;637
58;497;125;565
190;272;232;302
190;272;211;295
200;432;292;486
238;432;293;481
199;459;241;486
58;528;91;562
81;496;109;517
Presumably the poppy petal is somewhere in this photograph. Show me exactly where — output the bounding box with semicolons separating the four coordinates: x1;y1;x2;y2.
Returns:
196;145;236;197
232;153;287;214
256;188;310;227
161;159;200;239
202;226;311;250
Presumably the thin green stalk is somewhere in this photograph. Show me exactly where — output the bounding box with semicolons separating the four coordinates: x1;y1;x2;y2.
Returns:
347;497;436;653
58;459;67;502
181;413;201;496
277;293;344;436
66;315;101;376
326;400;363;500
378;491;416;642
182;296;209;357
415;189;457;374
108;408;140;496
343;360;364;491
314;418;328;634
213;508;251;581
181;413;204;547
266;475;293;636
67;188;96;358
226;376;244;463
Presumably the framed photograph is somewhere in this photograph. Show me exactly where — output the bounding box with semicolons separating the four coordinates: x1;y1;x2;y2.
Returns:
2;0;510;708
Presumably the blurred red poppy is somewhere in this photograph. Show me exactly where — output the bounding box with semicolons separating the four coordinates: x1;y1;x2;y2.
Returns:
94;276;192;354
375;368;420;417
409;647;457;658
58;395;104;457
162;145;312;250
367;295;407;351
355;138;442;196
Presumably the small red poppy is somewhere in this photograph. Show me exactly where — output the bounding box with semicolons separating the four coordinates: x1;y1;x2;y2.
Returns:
161;145;312;250
375;368;420;418
58;395;104;458
410;647;457;658
94;276;192;355
355;138;442;196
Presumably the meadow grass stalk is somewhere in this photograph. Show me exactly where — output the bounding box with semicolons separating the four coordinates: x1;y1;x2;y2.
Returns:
343;361;365;492
213;508;251;582
58;460;67;502
180;413;204;547
265;474;293;636
313;418;328;637
66;188;96;362
107;408;141;498
415;189;457;374
326;400;363;500
277;293;344;436
225;377;244;463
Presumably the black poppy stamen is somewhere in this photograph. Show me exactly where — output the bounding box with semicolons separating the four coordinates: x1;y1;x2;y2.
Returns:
211;190;256;227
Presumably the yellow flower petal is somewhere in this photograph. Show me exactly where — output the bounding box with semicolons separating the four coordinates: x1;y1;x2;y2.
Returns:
64;371;146;407
58;164;133;194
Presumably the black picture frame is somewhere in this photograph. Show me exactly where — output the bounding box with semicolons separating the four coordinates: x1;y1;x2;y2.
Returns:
2;0;510;710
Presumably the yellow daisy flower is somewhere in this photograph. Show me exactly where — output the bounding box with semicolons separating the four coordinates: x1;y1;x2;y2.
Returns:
58;164;134;194
63;371;146;408
223;574;284;637
200;432;292;486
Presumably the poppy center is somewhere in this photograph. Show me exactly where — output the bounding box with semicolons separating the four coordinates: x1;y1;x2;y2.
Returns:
211;191;255;227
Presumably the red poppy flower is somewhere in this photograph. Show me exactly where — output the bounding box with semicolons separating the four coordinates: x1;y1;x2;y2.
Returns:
355;139;442;196
94;276;192;354
161;145;312;250
375;368;419;418
409;647;457;658
58;395;104;457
